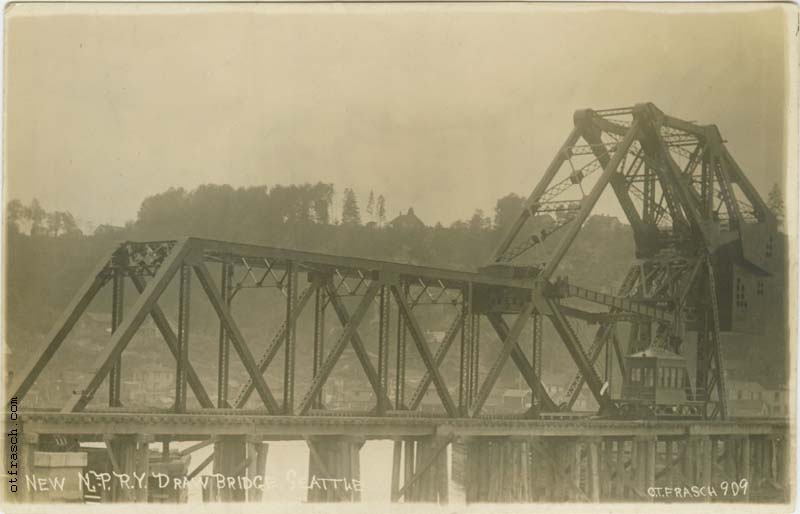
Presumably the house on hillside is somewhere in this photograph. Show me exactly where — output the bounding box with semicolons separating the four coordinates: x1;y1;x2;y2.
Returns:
727;378;789;417
502;389;532;409
389;208;425;230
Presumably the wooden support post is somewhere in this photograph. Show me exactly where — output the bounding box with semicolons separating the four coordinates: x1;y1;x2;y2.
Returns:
701;436;712;502
404;439;415;502
665;439;675;485
415;440;432;502
213;436;247;503
135;434;152;503
646;437;656;500
711;437;720;485
588;438;601;502
683;437;694;485
306;436;363;502
601;439;612;500
615;439;625;499
572;439;582;501
754;437;764;493
724;436;737;484
390;440;402;502
520;439;532;502
401;436;450;503
351;438;362;502
633;437;647;499
767;436;777;486
108;435;140;502
740;436;751;497
246;437;267;503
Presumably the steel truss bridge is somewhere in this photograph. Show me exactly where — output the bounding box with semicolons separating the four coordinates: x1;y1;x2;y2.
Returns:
8;103;790;504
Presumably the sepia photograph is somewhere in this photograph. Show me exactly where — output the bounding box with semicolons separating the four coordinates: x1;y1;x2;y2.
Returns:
1;1;797;511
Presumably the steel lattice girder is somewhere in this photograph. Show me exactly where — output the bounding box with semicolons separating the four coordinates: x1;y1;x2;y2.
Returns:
14;236;648;417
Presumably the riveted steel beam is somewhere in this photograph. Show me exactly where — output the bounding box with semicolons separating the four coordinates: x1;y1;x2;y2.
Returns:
64;240;193;412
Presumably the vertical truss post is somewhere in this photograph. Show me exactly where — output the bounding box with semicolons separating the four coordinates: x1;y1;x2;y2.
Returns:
701;153;713;217
174;263;191;413
284;261;298;415
469;314;481;407
604;332;611;383
377;285;391;414
532;312;542;406
458;283;473;416
695;297;710;406
312;283;326;410
643;163;654;224
129;274;214;408
193;260;280;413
395;282;408;410
64;240;192;412
703;257;727;420
217;259;232;408
109;267;125;407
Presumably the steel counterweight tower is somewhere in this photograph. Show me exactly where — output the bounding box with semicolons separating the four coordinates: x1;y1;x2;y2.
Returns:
488;102;780;419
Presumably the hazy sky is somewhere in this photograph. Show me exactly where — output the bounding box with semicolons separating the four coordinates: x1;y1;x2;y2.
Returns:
4;3;792;230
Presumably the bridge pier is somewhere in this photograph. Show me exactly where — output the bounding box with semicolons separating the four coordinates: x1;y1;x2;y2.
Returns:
206;436;266;502
107;434;151;502
463;437;535;503
306;436;363;502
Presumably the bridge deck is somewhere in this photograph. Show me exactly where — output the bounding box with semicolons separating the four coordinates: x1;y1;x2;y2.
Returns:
20;410;787;441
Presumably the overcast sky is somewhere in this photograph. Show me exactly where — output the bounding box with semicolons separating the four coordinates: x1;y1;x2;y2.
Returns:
4;3;792;230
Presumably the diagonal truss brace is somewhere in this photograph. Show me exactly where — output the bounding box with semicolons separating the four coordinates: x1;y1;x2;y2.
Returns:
192;261;281;413
544;297;616;414
324;282;393;410
470;303;535;416
486;313;557;411
9;249;114;402
129;274;214;409
408;311;464;411
63;240;193;412
298;283;380;415
233;283;317;408
391;285;458;417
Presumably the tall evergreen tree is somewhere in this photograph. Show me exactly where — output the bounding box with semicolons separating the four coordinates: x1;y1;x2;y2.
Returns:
366;190;375;221
767;183;784;222
376;195;386;226
342;188;361;225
